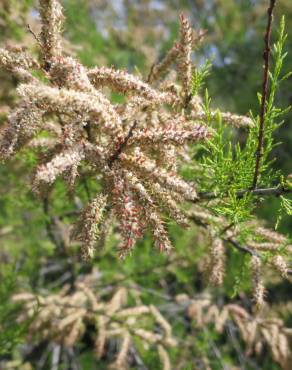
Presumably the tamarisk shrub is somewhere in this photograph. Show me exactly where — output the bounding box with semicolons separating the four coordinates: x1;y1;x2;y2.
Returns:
186;294;292;370
13;271;177;369
0;1;248;255
0;0;291;310
0;2;214;259
1;1;292;368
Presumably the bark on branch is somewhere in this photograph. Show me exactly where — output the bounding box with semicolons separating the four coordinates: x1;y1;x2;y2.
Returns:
252;0;277;189
196;184;291;202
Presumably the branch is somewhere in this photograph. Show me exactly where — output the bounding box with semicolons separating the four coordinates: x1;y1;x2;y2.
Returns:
43;196;64;251
223;237;260;258
27;24;41;45
188;212;292;275
196;184;292;202
252;0;277;189
43;196;76;291
108;121;138;168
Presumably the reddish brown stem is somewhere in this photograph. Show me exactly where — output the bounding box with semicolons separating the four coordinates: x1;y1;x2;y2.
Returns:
252;0;277;189
195;184;292;202
108;121;138;168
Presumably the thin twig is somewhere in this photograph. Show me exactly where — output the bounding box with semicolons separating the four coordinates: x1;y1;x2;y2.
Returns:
108;121;138;168
252;0;277;189
224;237;260;258
188;212;292;274
82;178;91;201
196;184;291;202
42;196;76;291
27;24;41;45
43;196;62;250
